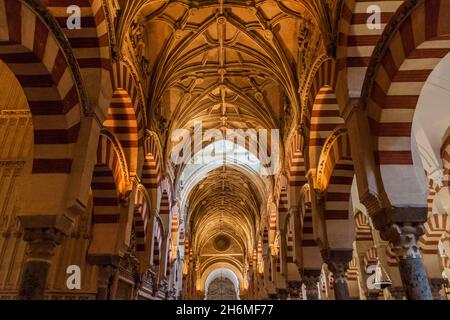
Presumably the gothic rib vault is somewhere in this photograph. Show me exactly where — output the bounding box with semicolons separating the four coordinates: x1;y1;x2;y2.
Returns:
0;0;449;300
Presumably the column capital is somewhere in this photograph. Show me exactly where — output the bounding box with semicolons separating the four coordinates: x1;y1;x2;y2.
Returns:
23;228;66;260
379;223;425;259
302;269;321;300
322;249;353;284
371;206;427;230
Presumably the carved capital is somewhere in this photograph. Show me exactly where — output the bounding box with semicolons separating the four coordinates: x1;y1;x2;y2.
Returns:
380;223;425;259
22;228;65;261
323;250;353;284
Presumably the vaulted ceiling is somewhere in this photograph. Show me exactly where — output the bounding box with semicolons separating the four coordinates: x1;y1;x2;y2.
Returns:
133;0;335;273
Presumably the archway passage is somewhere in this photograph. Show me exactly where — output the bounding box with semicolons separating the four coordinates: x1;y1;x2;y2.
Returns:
2;0;450;302
205;268;240;300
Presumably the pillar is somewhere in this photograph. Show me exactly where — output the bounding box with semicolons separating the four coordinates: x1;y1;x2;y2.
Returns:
87;255;120;300
380;223;432;299
96;265;118;300
324;250;353;300
18;228;65;300
303;270;321;300
373;207;433;300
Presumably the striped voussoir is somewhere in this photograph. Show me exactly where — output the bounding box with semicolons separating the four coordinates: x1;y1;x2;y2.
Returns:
105;89;139;172
355;211;373;241
112;61;145;146
347;256;359;282
304;59;344;169
91;133;126;224
42;0;111;71
368;0;450;166
153;220;163;266
184;238;189;257
171;212;179;240
269;205;277;233
159;190;171;239
286;222;295;264
143;135;162;190
134;189;150;253
322;132;354;220
337;0;403;95
0;0;82;174
257;239;263;261
363;246;378;270
301;203;316;247
420;213;449;254
288;130;307;189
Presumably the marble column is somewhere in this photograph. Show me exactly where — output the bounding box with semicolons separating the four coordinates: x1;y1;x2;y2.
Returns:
381;223;432;300
303;270;321;300
18;228;65;300
429;278;446;300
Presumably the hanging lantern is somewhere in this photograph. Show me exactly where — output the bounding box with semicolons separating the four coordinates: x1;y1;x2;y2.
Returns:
374;260;392;289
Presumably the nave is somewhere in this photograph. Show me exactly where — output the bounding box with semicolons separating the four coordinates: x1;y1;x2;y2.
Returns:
0;0;449;300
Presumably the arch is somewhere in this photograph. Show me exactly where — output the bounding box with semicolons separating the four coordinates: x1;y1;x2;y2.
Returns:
199;260;245;294
287;128;307;203
355;211;373;242
363;0;450;206
205;268;240;300
336;0;405;98
0;0;89;217
43;0;113;112
112;59;146;145
299;184;323;273
89;132;128;255
152;216;164;269
104;89;139;174
142;131;163;205
303;59;345;170
133;184;154;270
316;127;356;249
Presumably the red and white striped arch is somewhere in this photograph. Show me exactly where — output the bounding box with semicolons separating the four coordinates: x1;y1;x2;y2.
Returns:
89;132;128;255
142;132;163;204
316;128;355;249
355;211;373;242
304;59;344;170
133;185;153;266
42;0;112;111
112;60;146;144
299;185;323;272
0;0;84;175
336;0;405;98
287;128;307;204
365;0;450;204
152;217;164;268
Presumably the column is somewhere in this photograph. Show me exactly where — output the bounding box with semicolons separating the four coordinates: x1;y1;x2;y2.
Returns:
303;270;321;300
324;250;353;300
87;255;120;300
18;228;65;300
380;222;432;300
96;264;118;300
